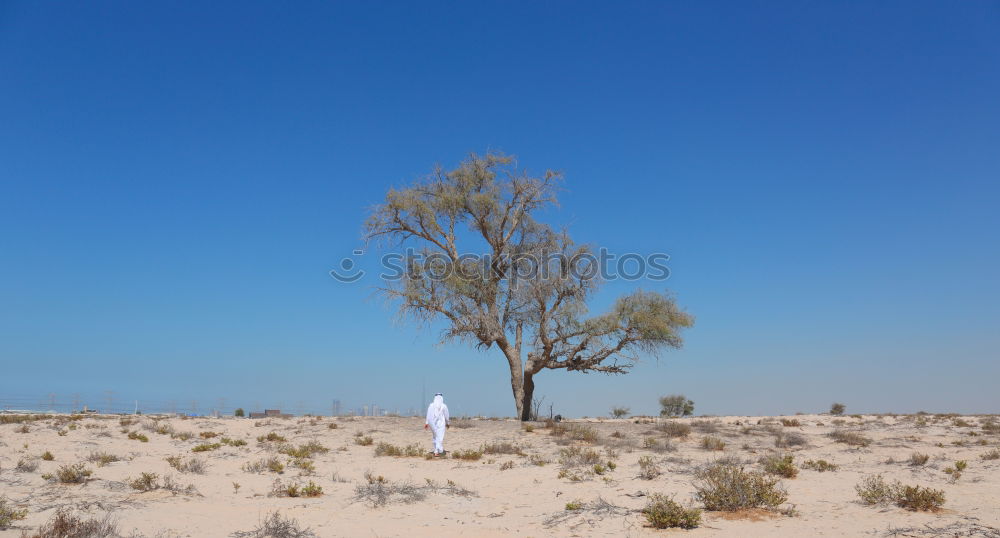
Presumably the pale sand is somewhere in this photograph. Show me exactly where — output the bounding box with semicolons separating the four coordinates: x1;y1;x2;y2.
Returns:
1;413;998;537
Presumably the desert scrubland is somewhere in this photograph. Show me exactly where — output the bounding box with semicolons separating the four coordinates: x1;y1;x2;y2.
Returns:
1;412;999;537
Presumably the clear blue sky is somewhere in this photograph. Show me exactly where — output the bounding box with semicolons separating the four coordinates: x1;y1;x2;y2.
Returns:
2;2;998;417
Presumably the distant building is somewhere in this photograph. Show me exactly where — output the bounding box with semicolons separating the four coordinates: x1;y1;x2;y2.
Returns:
248;409;292;419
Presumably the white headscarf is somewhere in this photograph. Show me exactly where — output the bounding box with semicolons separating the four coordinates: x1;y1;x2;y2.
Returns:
426;393;448;427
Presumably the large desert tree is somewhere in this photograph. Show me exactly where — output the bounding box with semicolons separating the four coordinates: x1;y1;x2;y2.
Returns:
366;152;694;420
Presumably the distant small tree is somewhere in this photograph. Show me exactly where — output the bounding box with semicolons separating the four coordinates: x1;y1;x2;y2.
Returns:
659;395;694;417
829;403;845;416
610;406;631;419
234;408;245;417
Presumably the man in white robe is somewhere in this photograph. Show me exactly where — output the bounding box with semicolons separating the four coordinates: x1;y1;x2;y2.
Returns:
424;393;450;455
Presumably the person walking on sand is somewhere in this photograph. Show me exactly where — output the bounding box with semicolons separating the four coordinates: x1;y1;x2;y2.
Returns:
424;393;450;456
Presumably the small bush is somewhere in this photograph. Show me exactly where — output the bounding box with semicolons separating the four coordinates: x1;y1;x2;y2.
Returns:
610;406;630;419
981;448;1000;460
564;499;583;511
257;432;287;443
780;418;801;427
637;455;661;480
199;431;219;439
221;437;247;447
700;436;726;451
642;494;701;529
166;455;207;474
558;446;602;467
694;463;788;511
656;421;691;438
280;441;329;459
234;408;245;417
19;510;120;538
192;442;222;452
830;403;846;415
760;453;798;478
855;474;945;511
55;463;92;484
16;458;38;472
355;435;374;446
127;431;149;442
243;457;285;474
828;430;871;447
909;452;930;466
482;441;524;455
452;449;483;461
85;451;120;467
802;459;838;472
374;442;423;457
41;451;55;461
127;472;159;492
773;430;807;448
0;496;28;530
229;510;316;538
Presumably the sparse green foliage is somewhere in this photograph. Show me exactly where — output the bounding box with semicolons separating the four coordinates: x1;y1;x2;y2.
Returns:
855;474;945;511
642;494;701;529
637;455;661;479
760;453;798;478
55;463;92;484
830;403;846;416
127;431;149;442
659;395;695;417
802;459;838;472
452;449;483;461
192;442;222;452
366;152;694;420
0;496;28;529
41;451;54;461
694;463;788;511
257;432;286;443
234;408;245;417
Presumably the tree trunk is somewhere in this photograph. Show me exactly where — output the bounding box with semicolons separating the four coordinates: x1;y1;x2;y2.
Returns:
519;371;535;421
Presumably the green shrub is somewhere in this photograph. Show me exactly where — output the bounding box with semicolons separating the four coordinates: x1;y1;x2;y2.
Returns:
192;442;222;452
257;432;286;443
234;408;245;417
127;472;159;492
279;441;329;458
830;403;846;415
760;453;798;478
642;494;701;529
452;449;483;461
127;431;149;442
55;463;92;484
564;500;583;511
637;455;661;480
610;407;630;419
374;442;423;457
41;451;54;461
694;463;787;511
0;496;28;529
855;474;945;511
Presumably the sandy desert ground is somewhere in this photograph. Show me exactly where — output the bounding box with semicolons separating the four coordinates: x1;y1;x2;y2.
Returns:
1;412;999;537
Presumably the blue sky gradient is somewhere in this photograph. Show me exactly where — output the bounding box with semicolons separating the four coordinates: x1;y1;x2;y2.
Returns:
2;2;998;417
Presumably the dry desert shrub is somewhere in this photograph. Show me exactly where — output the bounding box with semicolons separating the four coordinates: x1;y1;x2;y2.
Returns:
830;403;846;415
700;436;726;451
354;472;426;507
126;431;148;442
655;421;691;438
374;442;423;457
192;442;221;452
55;463;92;484
451;449;483;461
165;455;207;474
279;441;329;459
909;452;930;466
641;437;676;453
86;451;121;467
15;458;38;473
41;451;54;461
693;462;788;511
269;479;323;498
230;510;317;538
637;455;661;479
558;446;602;467
482;441;525;455
19;510;119;538
981;448;1000;460
257;432;287;443
780;418;801;427
127;472;159;492
450;419;474;429
243;457;285;474
828;430;871;447
802;459;838;472
0;496;27;530
691;420;721;434
773;429;807;448
354;435;374;446
642;494;701;529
